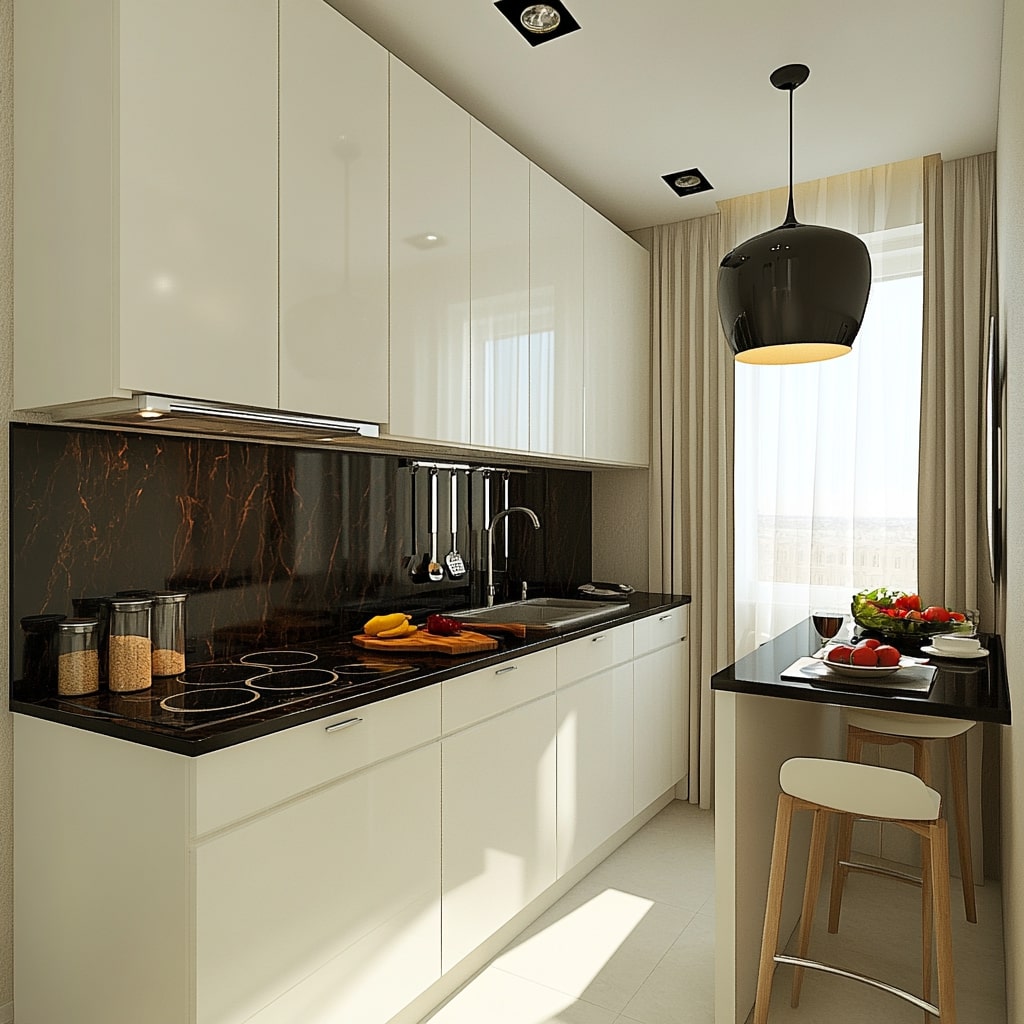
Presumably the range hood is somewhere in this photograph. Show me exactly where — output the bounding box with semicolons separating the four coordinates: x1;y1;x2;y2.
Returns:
48;394;380;444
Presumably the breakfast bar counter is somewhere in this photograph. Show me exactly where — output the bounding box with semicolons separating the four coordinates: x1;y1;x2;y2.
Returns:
711;618;1011;724
710;618;1011;1023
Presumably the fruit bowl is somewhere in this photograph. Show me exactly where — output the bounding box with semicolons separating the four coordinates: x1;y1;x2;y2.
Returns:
850;589;972;641
822;660;902;680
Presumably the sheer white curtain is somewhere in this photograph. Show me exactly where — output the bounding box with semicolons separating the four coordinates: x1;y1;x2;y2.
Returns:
720;158;926;656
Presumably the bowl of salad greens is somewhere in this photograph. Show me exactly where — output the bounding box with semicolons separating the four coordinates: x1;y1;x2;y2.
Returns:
851;588;974;639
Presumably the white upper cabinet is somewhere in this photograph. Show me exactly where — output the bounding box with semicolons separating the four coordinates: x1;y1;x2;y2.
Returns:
529;166;585;459
279;0;389;424
389;58;472;444
470;122;531;452
14;0;279;412
583;208;651;466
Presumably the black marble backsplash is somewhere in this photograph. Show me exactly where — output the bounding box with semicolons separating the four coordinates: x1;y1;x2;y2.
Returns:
10;423;591;691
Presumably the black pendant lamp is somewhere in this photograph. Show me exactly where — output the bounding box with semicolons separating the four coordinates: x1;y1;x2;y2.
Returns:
717;64;872;365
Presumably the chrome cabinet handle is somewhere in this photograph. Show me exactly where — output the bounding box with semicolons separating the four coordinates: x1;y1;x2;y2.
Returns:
325;717;363;733
495;665;517;675
591;635;606;643
659;613;672;621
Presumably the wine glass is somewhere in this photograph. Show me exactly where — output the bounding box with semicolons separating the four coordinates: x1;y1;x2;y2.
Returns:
811;610;844;649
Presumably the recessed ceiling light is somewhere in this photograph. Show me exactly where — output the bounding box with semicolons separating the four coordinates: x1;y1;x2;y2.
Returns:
521;5;560;33
661;167;714;197
494;0;581;46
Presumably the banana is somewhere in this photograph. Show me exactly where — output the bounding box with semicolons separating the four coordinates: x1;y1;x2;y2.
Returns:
377;622;418;639
363;612;411;636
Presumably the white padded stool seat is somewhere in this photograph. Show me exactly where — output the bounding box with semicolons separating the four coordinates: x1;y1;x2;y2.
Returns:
845;709;975;740
781;757;941;821
754;757;956;1023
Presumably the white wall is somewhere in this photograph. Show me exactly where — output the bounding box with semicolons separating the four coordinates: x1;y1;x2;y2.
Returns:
1;0;13;1014
996;0;1024;1016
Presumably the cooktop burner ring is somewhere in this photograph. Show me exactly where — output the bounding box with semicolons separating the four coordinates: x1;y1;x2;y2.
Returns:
239;649;318;668
245;668;339;692
159;687;262;714
177;663;270;686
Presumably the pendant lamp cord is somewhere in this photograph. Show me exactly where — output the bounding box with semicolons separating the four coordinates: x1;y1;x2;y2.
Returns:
784;85;797;226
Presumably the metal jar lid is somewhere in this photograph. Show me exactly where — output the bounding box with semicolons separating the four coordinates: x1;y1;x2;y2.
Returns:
56;617;100;633
108;597;153;610
151;591;188;604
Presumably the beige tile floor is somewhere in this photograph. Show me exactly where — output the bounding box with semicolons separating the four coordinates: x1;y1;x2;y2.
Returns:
420;800;1007;1024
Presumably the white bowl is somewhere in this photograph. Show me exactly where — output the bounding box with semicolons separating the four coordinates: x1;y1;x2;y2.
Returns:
933;633;981;654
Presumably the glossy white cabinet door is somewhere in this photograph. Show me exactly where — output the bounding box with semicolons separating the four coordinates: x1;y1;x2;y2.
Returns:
583;207;651;466
529;166;584;458
195;743;441;1024
471;121;530;451
118;0;278;408
633;640;689;810
390;58;471;444
280;0;389;423
556;664;634;874
442;696;557;972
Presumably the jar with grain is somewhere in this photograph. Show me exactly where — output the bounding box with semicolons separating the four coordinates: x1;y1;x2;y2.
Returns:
72;596;110;683
56;618;100;696
151;591;188;677
107;597;153;693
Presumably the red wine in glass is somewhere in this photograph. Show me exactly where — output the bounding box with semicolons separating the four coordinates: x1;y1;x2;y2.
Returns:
812;612;843;648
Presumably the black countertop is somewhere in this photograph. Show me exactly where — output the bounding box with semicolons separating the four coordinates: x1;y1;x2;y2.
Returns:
711;618;1011;725
12;592;690;756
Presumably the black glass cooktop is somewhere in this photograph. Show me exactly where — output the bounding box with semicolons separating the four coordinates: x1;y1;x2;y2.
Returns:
49;646;419;733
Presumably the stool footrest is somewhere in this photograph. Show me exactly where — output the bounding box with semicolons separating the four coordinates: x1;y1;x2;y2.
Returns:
839;858;923;887
773;955;940;1016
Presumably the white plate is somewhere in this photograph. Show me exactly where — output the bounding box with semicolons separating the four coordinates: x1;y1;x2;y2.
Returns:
820;660;902;679
920;644;989;660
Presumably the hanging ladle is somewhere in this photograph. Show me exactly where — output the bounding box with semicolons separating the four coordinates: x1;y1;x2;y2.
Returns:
427;468;444;582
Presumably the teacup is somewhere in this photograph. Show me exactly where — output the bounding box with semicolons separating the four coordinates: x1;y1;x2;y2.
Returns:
933;633;981;654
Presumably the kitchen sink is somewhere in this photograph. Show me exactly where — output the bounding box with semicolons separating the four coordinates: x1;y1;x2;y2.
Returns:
453;597;630;634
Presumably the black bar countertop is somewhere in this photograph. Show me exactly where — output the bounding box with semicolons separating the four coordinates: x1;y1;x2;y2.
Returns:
711;617;1011;725
12;592;691;756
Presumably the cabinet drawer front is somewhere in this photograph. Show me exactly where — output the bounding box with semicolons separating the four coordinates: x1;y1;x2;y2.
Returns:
193;685;440;836
633;606;689;657
556;622;633;687
442;648;556;733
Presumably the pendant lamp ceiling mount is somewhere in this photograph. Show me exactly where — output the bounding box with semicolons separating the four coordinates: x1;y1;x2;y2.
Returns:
716;62;872;366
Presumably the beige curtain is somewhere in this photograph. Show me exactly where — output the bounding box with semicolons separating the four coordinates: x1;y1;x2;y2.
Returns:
647;213;733;810
919;152;998;627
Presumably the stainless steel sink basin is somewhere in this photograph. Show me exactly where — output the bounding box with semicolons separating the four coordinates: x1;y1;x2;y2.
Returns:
454;597;630;633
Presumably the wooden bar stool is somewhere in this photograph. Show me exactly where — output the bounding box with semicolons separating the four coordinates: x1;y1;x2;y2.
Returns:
754;757;955;1023
829;710;977;926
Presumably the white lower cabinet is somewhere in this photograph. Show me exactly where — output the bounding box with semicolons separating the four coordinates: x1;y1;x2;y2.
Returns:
195;742;441;1024
441;693;557;972
556;664;634;874
633;607;690;809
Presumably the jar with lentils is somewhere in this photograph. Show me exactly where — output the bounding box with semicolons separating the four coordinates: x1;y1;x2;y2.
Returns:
107;597;153;692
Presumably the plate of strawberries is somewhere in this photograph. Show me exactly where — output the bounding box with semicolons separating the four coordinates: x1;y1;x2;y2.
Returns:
819;637;907;679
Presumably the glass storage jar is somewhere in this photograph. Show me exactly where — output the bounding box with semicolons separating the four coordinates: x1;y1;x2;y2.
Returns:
19;613;66;694
107;597;153;692
57;618;100;696
72;596;110;683
150;591;188;677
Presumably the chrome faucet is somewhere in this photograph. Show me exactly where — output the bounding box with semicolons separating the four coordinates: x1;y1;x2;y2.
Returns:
485;507;540;607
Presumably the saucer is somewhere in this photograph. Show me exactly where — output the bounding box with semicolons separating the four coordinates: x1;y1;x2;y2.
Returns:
920;644;989;660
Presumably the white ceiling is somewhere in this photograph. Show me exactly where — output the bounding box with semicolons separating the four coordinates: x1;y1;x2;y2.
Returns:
326;0;1005;233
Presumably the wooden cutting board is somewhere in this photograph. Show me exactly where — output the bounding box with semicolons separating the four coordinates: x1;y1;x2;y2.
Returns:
352;629;499;655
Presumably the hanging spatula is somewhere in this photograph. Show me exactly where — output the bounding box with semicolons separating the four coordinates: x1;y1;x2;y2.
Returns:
445;469;467;579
